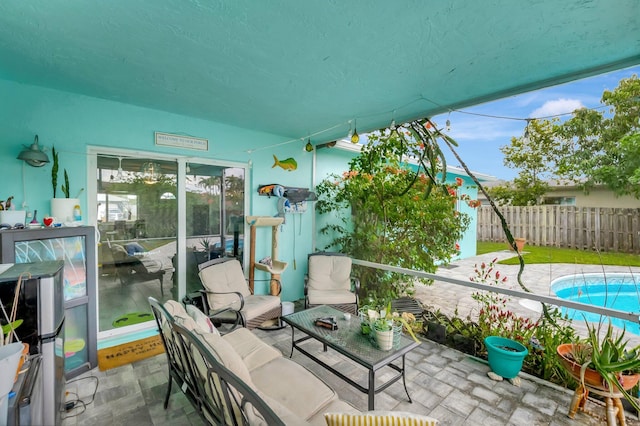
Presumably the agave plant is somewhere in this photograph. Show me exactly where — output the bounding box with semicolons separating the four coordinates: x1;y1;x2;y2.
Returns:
584;320;640;412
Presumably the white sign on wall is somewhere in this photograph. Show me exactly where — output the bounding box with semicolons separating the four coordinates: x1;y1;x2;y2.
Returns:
155;132;209;151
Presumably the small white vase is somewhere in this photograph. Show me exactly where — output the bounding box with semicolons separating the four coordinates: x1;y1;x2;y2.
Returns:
51;198;80;223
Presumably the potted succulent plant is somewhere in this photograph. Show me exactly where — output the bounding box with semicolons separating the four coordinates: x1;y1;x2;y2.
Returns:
360;302;420;351
557;320;640;412
50;146;82;223
372;316;397;351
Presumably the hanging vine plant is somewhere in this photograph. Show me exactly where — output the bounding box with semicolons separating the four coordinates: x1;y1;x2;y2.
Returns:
395;118;563;328
316;117;561;327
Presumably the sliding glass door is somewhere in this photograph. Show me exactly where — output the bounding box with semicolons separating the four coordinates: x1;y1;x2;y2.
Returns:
96;156;177;332
184;163;245;294
93;153;246;335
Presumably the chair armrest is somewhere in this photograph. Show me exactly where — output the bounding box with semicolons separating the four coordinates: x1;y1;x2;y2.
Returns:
198;289;245;312
351;277;360;305
351;277;360;293
304;274;309;296
246;278;282;296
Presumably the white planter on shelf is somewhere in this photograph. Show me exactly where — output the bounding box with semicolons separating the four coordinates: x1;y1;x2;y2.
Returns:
51;198;80;223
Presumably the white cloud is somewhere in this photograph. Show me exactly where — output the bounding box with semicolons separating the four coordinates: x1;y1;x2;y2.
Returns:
529;98;585;119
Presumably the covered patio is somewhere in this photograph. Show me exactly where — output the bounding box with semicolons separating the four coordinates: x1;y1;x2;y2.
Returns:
1;1;639;424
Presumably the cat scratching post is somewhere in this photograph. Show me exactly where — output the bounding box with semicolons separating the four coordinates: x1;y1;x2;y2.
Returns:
246;216;288;295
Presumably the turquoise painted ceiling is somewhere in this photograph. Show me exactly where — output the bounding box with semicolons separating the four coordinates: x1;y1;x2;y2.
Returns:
0;1;638;143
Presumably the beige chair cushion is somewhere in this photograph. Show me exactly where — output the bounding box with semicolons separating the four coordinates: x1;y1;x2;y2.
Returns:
222;328;281;371
186;304;220;336
198;332;254;389
164;299;187;317
163;300;199;332
242;295;281;321
307;289;357;306
199;259;251;311
245;391;312;426
308;255;352;292
251;357;337;421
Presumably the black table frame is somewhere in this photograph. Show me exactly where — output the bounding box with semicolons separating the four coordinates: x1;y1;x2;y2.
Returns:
281;305;420;410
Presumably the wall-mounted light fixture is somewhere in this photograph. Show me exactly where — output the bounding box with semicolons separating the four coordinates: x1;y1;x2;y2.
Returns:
17;135;50;167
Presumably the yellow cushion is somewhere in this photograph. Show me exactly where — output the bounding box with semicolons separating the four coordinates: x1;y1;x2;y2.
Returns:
324;411;438;426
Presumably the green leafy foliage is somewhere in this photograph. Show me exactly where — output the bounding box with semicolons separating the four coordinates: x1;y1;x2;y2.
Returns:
557;75;640;197
491;119;564;205
467;258;577;382
496;75;640;202
316;126;471;299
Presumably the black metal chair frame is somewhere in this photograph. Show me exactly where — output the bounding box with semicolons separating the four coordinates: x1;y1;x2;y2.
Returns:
148;297;202;412
149;296;285;425
172;322;285;425
197;257;282;330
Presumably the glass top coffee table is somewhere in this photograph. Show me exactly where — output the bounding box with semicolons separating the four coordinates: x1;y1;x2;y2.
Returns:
280;305;421;410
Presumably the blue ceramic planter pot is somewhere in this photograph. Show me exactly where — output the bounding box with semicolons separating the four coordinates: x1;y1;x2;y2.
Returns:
484;336;528;379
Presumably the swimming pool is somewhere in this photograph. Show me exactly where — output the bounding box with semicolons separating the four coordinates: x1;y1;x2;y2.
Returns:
551;273;640;336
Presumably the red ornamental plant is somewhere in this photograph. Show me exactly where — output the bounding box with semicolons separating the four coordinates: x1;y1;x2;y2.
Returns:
471;258;539;344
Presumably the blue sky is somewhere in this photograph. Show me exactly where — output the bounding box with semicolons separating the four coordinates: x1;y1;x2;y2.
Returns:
432;64;640;181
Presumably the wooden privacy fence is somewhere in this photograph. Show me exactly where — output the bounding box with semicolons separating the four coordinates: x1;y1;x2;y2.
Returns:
476;205;640;253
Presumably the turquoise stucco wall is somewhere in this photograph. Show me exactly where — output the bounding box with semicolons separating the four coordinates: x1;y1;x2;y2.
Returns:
0;78;479;304
0;78;315;301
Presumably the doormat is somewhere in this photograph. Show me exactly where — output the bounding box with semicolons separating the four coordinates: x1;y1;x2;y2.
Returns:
112;311;154;328
97;335;164;371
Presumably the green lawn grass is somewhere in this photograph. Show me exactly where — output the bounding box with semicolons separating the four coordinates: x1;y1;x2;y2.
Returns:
476;241;640;266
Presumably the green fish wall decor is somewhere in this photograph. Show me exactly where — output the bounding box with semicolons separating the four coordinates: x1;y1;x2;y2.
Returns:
272;155;297;171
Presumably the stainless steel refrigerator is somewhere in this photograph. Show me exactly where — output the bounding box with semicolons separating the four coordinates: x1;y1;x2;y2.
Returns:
0;261;65;426
0;226;97;378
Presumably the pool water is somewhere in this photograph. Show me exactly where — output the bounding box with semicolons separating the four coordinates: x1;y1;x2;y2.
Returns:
551;273;640;336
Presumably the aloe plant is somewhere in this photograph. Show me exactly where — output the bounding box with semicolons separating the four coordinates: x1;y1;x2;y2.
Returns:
583;320;640;412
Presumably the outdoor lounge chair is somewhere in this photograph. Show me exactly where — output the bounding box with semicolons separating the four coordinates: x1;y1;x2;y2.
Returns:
197;257;281;329
304;252;360;314
109;241;167;294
